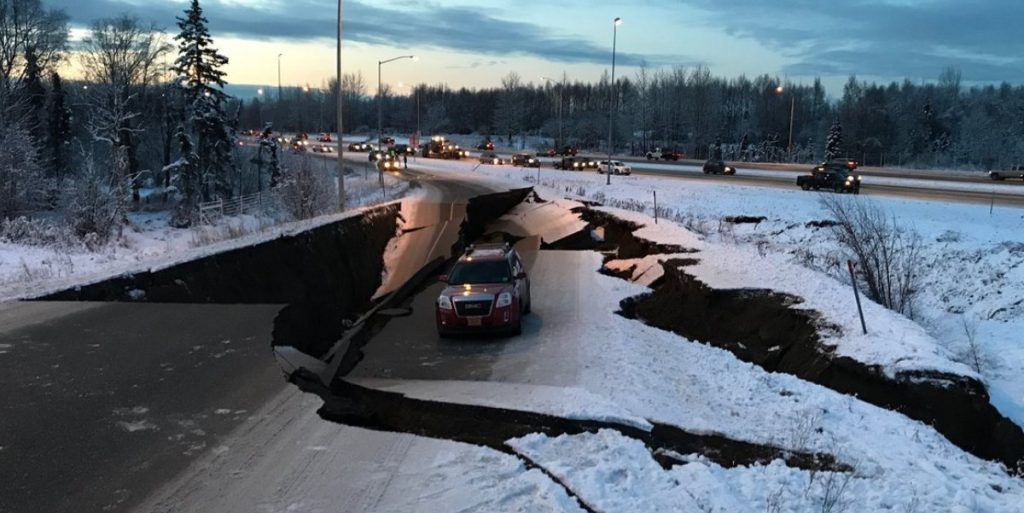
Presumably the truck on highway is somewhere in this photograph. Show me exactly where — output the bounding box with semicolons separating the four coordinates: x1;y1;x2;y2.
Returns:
989;166;1024;181
422;136;469;159
797;159;862;193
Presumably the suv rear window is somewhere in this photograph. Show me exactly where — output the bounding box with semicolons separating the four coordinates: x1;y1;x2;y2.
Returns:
448;260;512;284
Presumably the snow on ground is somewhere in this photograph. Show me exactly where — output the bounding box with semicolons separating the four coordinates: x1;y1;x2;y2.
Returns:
0;171;416;302
432;160;1024;429
353;247;1024;511
136;386;585;513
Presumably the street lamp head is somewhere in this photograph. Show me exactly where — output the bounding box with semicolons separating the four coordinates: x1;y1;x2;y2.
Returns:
775;85;784;94
257;88;264;95
614;17;622;26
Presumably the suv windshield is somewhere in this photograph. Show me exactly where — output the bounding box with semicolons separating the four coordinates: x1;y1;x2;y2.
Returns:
448;260;511;285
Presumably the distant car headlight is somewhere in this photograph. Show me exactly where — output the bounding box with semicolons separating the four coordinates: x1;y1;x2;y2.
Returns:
857;175;863;180
438;295;453;310
496;292;513;308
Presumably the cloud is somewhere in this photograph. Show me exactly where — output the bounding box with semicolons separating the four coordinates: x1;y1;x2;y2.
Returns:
677;0;1024;82
61;0;682;67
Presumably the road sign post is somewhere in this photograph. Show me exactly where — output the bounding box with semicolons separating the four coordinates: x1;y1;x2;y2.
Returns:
848;260;868;334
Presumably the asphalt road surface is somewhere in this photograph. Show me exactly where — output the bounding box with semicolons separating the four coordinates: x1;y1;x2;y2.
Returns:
0;168;506;513
0;301;284;513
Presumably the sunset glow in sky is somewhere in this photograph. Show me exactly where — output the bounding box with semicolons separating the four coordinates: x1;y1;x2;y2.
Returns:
55;0;1024;94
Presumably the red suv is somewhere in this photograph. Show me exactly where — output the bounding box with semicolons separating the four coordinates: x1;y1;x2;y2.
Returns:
436;243;531;337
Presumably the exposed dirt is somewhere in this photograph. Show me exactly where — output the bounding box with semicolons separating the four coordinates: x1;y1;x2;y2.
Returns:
724;215;768;224
291;376;848;475
584;209;1024;473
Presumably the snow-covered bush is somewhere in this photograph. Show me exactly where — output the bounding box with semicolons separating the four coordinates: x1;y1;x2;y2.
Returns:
275;155;335;221
66;164;130;249
0;121;46;218
820;195;923;318
0;216;75;247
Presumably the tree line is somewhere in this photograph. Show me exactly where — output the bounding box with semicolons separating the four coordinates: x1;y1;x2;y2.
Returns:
248;65;1024;170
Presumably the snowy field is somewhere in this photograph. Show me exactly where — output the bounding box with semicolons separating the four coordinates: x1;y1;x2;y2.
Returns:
0;170;414;301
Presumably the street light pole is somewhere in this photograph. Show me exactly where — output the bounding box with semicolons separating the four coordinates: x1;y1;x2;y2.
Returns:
277;53;283;101
606;17;621;186
377;55;416;150
788;95;795;161
335;1;344;208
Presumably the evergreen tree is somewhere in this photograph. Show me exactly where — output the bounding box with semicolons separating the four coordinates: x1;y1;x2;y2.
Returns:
23;47;47;142
825;119;843;161
170;0;234;202
45;72;71;180
168;125;200;227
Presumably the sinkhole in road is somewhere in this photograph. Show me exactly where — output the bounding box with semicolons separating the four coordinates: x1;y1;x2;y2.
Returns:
565;205;1024;474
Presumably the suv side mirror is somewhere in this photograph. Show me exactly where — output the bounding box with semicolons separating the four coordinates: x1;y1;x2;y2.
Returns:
438;274;449;283
515;272;527;280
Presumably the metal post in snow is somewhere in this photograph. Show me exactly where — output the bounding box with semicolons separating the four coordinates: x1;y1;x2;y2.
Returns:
990;190;995;215
651;189;659;223
847;260;868;335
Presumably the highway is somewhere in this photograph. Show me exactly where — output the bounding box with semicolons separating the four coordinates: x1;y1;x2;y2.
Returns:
304;138;1024;208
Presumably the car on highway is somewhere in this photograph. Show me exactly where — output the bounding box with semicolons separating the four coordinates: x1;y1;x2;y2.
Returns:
377;157;401;172
597;160;632;175
989;166;1024;181
797;159;862;193
477;139;495;151
479;153;506;165
553;156;586;170
702;159;735;175
369;149;391;162
577;157;599;170
511;153;540;168
436;243;531;337
536;148;557;157
380;136;395;145
393;144;416;156
317;133;333;142
290;140;308;153
311;144;333;153
557;146;579;157
646;148;684;161
348;142;372;152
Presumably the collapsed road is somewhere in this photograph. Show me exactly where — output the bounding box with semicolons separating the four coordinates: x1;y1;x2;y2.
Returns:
0;170;505;513
5;164;1021;513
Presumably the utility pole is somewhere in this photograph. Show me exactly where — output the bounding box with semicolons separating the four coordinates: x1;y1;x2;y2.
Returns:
335;4;344;208
606;17;621;185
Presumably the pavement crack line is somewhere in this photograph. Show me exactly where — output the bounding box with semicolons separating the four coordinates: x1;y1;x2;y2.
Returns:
505;445;601;513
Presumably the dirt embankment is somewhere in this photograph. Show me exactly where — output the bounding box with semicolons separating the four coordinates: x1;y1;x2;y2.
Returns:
581;209;1024;473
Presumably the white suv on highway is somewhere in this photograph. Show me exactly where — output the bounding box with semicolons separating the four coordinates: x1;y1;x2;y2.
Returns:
598;160;632;175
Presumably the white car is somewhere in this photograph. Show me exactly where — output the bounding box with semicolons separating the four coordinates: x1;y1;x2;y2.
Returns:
598;160;632;175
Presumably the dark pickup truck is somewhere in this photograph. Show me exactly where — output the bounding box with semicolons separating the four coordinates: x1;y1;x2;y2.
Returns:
797;160;862;194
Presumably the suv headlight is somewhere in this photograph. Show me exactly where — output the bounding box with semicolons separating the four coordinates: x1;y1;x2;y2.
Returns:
496;292;513;308
438;295;453;310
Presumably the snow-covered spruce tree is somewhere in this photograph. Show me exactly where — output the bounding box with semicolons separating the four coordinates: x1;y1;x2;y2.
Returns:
23;46;47;142
825;119;843;161
170;0;234;204
167;125;201;227
45;72;71;181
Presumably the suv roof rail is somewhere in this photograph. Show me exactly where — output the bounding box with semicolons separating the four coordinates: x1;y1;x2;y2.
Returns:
465;242;511;256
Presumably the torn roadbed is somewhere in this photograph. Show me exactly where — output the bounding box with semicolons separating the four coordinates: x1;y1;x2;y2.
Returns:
277;186;1024;511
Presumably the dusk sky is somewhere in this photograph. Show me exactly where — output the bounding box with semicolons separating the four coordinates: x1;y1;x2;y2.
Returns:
57;0;1024;96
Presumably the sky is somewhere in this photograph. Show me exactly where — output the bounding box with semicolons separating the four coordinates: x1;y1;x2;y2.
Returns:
55;0;1024;97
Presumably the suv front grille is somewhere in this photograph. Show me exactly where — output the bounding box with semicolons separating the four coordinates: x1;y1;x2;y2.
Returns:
454;299;493;317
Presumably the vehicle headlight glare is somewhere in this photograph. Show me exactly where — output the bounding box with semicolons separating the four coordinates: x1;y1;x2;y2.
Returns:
496;292;513;308
438;295;453;310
